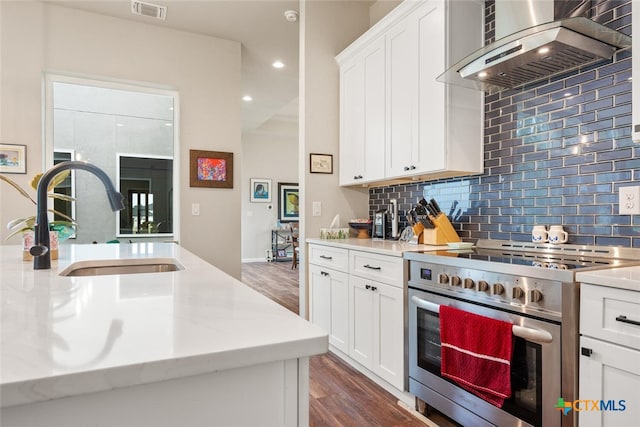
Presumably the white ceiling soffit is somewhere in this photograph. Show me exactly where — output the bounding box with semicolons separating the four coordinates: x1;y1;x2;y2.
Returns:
45;0;300;133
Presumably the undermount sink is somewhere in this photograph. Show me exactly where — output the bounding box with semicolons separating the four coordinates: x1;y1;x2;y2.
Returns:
59;258;184;277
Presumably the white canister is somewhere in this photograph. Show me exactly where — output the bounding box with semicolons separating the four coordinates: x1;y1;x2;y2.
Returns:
548;225;568;244
531;225;548;243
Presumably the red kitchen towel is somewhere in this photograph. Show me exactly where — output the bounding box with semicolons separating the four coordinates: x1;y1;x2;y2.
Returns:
440;305;513;408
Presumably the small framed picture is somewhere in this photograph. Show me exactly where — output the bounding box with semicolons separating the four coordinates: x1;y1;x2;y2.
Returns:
189;149;233;188
250;178;272;203
278;182;299;223
310;153;333;174
0;144;27;174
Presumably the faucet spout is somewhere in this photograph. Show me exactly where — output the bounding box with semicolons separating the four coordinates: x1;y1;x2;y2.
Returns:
32;161;125;270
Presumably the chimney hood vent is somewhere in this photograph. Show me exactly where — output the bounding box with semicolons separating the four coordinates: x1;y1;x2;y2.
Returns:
438;16;631;93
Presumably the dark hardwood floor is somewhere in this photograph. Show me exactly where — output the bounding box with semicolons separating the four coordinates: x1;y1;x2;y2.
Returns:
241;261;458;427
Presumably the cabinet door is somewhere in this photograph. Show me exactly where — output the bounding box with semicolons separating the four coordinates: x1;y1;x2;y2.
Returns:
579;336;640;427
385;17;416;178
339;38;385;186
309;264;349;353
349;275;374;369
329;268;349;353
415;0;446;173
309;264;332;336
373;282;404;390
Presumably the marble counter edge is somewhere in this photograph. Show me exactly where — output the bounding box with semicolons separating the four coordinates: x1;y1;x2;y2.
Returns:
576;265;640;292
2;335;327;408
305;237;448;257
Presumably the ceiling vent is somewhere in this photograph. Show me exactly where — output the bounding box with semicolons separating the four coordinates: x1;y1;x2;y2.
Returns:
131;0;167;20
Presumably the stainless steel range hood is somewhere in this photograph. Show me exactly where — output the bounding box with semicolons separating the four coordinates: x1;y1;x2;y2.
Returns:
438;1;632;93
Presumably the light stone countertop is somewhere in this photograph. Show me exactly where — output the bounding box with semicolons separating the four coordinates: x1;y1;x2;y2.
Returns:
576;265;640;292
306;237;449;257
0;243;328;408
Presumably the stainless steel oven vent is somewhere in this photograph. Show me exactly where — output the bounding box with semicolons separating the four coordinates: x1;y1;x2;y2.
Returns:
131;0;167;20
438;0;631;93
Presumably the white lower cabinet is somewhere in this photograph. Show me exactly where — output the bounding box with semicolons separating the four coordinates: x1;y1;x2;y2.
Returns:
579;283;640;427
308;243;405;392
309;263;349;353
349;275;404;390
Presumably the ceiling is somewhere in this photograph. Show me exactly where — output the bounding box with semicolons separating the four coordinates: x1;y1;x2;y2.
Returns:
47;0;300;133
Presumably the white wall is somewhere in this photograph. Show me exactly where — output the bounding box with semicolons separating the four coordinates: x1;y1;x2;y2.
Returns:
241;120;298;262
298;0;373;317
0;1;242;278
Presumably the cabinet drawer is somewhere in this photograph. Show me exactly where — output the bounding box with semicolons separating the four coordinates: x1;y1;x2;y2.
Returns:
581;283;640;350
309;244;349;272
350;250;403;287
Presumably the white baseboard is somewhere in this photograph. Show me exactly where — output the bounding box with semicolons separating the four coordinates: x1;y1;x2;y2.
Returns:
242;258;269;263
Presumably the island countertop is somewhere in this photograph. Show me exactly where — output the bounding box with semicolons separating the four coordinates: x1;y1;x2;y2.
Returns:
0;243;328;408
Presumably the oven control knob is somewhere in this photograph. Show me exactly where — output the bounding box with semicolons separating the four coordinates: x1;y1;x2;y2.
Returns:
512;287;525;299
492;283;504;295
478;280;489;292
530;289;544;303
464;278;475;289
439;274;449;284
451;276;462;287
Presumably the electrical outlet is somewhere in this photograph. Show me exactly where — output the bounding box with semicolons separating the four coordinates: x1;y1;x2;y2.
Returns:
619;186;640;215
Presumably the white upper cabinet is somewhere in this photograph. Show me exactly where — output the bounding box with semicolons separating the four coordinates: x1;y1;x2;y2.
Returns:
337;0;484;187
632;0;639;143
339;37;386;186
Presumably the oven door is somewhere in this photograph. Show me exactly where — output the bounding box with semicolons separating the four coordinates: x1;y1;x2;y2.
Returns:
408;287;562;427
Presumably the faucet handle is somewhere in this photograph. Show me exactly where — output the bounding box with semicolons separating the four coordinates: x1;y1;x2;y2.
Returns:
29;244;49;257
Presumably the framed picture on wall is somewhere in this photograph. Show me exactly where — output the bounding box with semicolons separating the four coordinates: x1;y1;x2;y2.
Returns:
310;153;333;174
0;144;27;174
189;149;233;188
278;182;299;223
250;178;272;203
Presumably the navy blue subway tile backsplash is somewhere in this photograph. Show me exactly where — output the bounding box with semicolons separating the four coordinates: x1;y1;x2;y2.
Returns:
370;0;639;248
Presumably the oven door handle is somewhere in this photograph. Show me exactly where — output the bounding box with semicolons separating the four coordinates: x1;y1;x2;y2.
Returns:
410;295;554;345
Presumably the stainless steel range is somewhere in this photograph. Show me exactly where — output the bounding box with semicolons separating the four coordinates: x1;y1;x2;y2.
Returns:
404;240;640;427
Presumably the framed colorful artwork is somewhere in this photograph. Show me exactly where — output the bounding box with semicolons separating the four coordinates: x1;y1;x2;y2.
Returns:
250;178;272;203
0;144;27;174
278;182;299;223
189;150;233;188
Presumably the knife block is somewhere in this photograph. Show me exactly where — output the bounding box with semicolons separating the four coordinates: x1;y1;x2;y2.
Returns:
421;227;448;245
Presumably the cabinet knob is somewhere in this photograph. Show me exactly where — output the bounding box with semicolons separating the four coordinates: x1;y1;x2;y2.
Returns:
410;165;416;170
371;286;377;292
354;175;363;180
404;166;410;171
581;347;593;357
321;271;329;277
365;284;371;290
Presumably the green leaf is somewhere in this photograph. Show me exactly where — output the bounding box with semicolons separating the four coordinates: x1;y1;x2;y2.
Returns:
6;216;35;232
0;175;36;204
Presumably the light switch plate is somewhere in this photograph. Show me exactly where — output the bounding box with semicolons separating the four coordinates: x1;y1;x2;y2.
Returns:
619;186;640;215
191;203;200;216
312;201;321;217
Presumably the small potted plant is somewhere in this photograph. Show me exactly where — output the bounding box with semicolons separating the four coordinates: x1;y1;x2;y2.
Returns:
1;171;76;260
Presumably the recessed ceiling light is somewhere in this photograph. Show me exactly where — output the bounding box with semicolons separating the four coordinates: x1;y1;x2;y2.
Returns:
164;123;173;126
478;71;488;78
272;61;285;69
538;47;550;54
242;95;253;102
